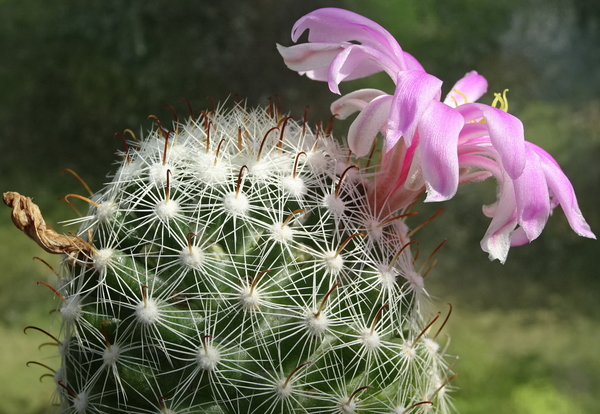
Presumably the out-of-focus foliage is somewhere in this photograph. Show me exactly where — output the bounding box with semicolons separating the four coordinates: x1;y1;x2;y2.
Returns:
0;0;342;202
0;0;598;413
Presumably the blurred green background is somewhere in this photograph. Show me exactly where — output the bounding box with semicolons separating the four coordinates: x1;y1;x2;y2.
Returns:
0;0;598;413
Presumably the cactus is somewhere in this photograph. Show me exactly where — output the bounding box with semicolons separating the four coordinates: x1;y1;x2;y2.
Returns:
6;6;594;414
5;103;453;414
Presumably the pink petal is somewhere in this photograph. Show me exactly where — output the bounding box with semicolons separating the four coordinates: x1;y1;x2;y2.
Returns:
443;71;488;107
330;89;388;119
291;8;405;65
402;51;425;72
386;70;443;151
479;171;518;263
347;94;393;156
276;43;345;76
418;101;465;201
457;103;526;179
456;122;491;145
327;45;402;93
458;151;503;180
513;145;550;242
510;227;531;246
534;144;596;239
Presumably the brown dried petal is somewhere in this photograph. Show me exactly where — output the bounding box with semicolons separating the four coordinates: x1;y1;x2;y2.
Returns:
3;191;90;255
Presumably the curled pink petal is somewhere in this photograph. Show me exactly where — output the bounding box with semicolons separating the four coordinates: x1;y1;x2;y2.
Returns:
386;70;443;150
443;71;488;107
276;43;345;75
533;144;596;239
402;51;425;72
327;45;402;93
330;89;387;119
419;101;465;201
347;95;393;156
457;103;526;179
510;227;531;247
456;122;491;145
480;171;518;263
513;145;550;242
291;8;405;64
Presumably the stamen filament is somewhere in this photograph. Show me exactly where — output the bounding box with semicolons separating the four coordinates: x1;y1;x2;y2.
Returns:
57;380;78;399
32;256;57;275
257;126;279;161
36;281;66;303
23;326;62;346
407;208;443;238
418;239;446;274
165;104;180;135
62;169;93;196
292;152;306;179
334;165;360;198
283;361;311;389
389;241;419;270
148;115;167;141
207;96;216;112
452;88;469;105
402;401;433;414
324;114;337;136
26;361;57;374
421;258;438;278
348;385;374;402
250;269;271;294
429;373;460;400
200;335;212;355
186;232;197;255
124;128;139;143
141;285;149;308
433;303;453;340
214;139;226;166
237;126;244;152
335;233;364;258
205;121;212;154
302;106;309;137
235;165;248;198
64;194;100;209
370;302;389;336
162;129;170;166
365;136;378;170
59;197;82;217
267;97;274;118
377;212;418;228
276;116;293;153
101;319;112;349
315;282;340;318
114;132;131;164
411;312;441;348
180;98;195;121
164;169;172;203
311;120;322;152
282;209;306;228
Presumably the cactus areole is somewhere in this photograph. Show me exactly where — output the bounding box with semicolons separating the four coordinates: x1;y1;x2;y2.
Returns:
5;103;453;414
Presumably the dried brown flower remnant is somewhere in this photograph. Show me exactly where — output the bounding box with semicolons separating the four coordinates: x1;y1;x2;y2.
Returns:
3;191;90;255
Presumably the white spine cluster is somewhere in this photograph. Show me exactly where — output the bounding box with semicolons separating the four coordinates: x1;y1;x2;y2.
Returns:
52;103;453;414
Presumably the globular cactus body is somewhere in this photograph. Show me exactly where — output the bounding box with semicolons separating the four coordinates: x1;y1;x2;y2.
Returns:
17;104;451;414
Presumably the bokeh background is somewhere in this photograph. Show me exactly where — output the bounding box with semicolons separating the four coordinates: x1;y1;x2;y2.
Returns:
0;0;598;413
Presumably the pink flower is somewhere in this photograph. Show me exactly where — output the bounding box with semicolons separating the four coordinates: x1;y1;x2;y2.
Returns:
277;7;439;151
474;141;596;261
279;7;595;262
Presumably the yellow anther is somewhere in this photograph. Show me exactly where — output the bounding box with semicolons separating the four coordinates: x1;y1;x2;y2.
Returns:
451;88;469;106
492;89;510;112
